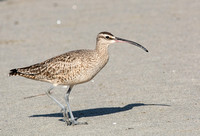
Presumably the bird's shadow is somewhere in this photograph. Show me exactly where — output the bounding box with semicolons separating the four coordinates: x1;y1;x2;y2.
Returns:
29;103;170;121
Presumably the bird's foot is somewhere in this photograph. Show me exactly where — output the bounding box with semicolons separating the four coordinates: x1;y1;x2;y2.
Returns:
71;120;88;126
63;117;71;125
61;108;87;125
61;108;71;125
63;116;87;126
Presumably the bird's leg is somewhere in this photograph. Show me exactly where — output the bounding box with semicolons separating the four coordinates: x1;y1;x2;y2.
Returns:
46;86;70;125
65;86;75;123
65;85;88;125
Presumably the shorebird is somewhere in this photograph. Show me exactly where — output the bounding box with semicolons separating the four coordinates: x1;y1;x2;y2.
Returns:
9;32;148;125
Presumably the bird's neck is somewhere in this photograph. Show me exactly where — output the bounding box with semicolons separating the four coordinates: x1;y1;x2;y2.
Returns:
94;42;109;69
95;42;109;58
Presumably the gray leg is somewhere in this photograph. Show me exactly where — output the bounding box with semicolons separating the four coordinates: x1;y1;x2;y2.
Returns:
46;86;70;125
65;85;88;125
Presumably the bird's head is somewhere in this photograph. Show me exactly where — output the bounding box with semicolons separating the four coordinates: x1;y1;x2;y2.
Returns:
96;31;148;52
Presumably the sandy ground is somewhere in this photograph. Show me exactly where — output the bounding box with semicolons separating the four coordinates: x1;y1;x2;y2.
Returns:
0;0;200;135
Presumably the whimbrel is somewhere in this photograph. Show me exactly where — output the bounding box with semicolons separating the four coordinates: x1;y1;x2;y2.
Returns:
9;32;148;125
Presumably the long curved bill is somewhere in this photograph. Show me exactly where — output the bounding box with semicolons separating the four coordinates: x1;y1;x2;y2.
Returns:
115;37;148;52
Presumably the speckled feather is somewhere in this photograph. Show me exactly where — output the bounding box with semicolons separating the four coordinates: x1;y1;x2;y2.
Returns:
9;32;111;86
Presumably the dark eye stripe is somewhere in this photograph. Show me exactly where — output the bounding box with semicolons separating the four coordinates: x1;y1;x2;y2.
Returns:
98;35;114;40
105;36;114;40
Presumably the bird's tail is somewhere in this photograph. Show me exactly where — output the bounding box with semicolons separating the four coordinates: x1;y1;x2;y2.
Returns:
9;67;39;79
9;62;47;80
9;68;20;76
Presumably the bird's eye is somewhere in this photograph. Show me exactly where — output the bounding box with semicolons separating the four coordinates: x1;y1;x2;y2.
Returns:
106;36;110;39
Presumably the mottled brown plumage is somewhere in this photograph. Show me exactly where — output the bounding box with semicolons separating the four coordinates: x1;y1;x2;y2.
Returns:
9;32;148;125
9;49;109;85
